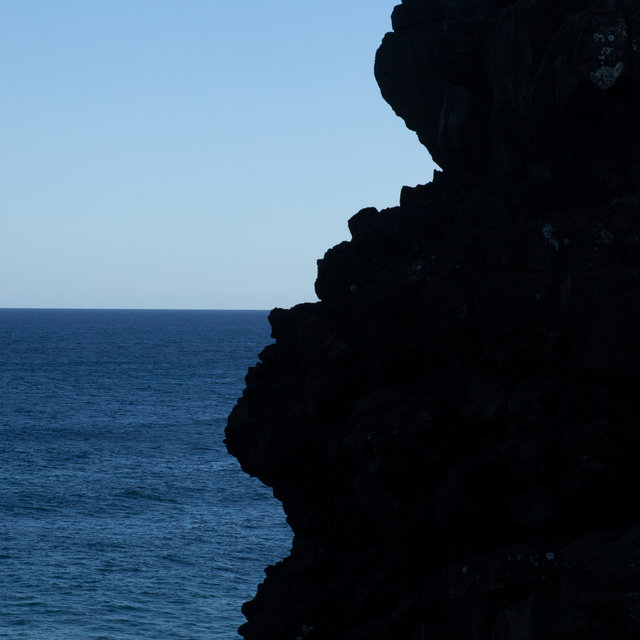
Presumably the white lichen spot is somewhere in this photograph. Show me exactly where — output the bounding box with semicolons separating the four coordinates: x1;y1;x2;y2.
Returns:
542;224;560;251
597;225;614;244
546;552;555;560
590;62;624;89
462;566;468;574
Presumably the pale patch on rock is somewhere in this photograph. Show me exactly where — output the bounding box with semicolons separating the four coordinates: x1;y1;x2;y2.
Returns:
590;61;624;89
542;224;559;251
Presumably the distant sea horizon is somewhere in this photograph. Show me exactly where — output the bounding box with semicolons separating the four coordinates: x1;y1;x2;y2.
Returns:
0;307;272;312
0;308;291;639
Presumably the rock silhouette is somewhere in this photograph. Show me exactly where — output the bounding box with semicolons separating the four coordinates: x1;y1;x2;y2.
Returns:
226;1;640;638
377;0;640;195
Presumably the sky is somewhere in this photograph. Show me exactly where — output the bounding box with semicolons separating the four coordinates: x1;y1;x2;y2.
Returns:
1;0;436;310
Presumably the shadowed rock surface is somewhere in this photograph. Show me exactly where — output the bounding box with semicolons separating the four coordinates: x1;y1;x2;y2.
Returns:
226;1;640;637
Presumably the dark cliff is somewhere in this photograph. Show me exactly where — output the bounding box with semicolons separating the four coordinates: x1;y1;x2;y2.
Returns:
226;1;640;638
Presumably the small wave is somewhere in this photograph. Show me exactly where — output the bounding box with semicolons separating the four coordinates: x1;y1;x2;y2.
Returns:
206;459;238;471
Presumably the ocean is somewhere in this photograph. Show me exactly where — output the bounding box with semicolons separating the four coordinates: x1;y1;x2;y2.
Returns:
0;309;292;639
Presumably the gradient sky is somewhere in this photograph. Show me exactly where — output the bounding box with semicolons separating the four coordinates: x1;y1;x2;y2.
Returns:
1;1;436;310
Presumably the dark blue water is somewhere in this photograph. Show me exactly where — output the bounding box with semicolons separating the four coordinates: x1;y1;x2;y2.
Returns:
0;309;291;639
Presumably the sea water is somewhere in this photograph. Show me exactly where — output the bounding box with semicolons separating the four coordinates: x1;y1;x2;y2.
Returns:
0;309;292;639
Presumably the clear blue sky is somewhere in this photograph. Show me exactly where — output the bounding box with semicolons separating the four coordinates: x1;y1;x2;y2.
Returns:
1;1;435;310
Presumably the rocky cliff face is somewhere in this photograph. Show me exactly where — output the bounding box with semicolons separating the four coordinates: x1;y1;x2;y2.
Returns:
225;1;640;638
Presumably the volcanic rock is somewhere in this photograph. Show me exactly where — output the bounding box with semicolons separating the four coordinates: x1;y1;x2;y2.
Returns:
226;1;640;638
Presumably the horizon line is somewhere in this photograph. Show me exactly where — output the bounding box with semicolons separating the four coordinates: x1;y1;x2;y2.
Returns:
0;307;274;312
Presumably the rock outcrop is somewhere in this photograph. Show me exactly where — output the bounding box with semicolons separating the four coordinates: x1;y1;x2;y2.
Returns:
226;1;640;638
377;0;640;195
